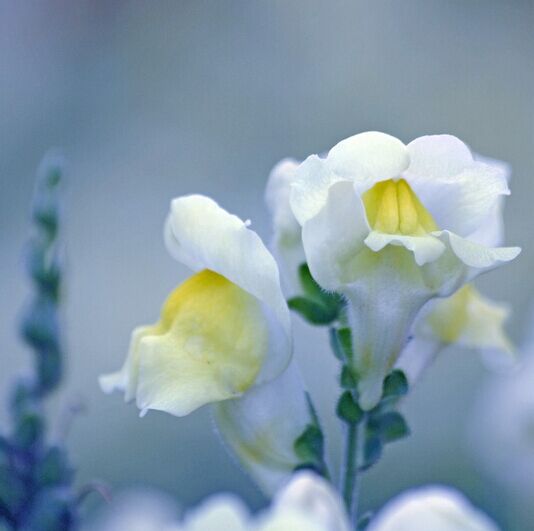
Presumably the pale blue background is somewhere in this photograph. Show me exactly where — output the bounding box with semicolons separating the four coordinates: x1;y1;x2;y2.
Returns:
1;2;532;529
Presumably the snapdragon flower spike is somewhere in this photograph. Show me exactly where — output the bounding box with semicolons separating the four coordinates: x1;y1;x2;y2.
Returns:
397;284;514;384
100;195;291;417
265;158;304;294
367;486;498;531
290;132;520;409
213;361;317;496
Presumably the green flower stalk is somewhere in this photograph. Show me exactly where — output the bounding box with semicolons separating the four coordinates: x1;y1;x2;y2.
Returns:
0;154;77;531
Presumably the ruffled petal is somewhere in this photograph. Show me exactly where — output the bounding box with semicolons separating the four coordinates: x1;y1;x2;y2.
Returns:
165;195;291;381
327;131;409;186
364;231;446;266
213;361;312;496
300;180;369;290
290;155;343;226
264;472;351;531
265;158;305;293
406;136;510;237
436;230;520;271
368;486;499;531
133;271;269;417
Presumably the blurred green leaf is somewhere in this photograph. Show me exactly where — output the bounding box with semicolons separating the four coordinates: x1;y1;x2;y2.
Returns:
336;391;363;424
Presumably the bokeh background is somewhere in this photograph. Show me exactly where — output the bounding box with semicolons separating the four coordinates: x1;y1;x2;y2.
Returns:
1;1;533;529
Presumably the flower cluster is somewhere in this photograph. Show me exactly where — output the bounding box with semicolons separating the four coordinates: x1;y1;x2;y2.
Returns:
100;131;519;529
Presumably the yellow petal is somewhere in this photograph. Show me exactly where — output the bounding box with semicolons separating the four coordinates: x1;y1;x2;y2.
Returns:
135;269;269;416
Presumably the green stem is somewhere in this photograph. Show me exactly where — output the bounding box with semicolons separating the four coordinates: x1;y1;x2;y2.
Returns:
342;420;358;511
342;412;367;525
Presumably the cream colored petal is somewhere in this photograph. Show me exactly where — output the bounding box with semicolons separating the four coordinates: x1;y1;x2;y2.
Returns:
165;195;291;384
265;158;305;293
406;136;510;238
263;472;351;531
179;495;249;531
368;486;499;531
301;180;369;290
364;231;446;266
290;155;344;226
213;362;312;496
327;131;409;184
134;271;270;417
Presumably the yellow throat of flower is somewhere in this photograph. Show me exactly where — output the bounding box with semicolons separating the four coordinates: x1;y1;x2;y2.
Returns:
143;269;268;396
362;178;437;235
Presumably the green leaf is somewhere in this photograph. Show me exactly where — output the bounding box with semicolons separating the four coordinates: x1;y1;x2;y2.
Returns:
361;433;383;471
34;447;73;488
382;370;409;399
329;327;353;362
336;391;363;424
340;365;357;389
294;425;324;465
288;297;338;325
372;412;410;443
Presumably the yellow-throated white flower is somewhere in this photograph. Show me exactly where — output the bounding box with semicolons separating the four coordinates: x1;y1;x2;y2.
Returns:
368;486;498;531
99;195;291;417
213;361;315;496
397;285;513;384
265;158;304;294
290;132;520;408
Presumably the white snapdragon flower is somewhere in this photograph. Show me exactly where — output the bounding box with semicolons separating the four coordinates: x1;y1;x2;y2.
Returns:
397;285;513;384
290;132;520;408
86;472;351;531
99;195;291;417
214;361;316;496
368;486;499;531
265;158;304;293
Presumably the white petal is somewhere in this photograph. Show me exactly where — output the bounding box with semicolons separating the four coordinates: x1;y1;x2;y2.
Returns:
436;230;520;271
406;136;510;237
179;495;250;531
407;135;474;180
165;195;291;381
368;486;499;531
213;361;312;496
395;336;442;386
327;131;409;185
290;155;344;226
364;231;446;266
265;158;305;293
301;180;369;290
265;472;351;531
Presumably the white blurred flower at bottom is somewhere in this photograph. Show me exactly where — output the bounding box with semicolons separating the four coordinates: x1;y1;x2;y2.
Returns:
368;486;499;531
83;472;350;531
470;345;534;495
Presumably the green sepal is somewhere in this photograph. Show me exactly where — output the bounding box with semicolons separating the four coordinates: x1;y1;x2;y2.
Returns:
369;411;410;443
13;408;44;449
329;327;353;363
288;297;339;325
382;370;409;400
336;391;363;424
340;365;357;389
298;264;344;313
34;447;73;488
288;264;345;325
294;425;324;465
360;432;383;471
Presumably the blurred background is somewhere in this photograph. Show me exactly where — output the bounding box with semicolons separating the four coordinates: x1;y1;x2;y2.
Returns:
1;1;532;529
